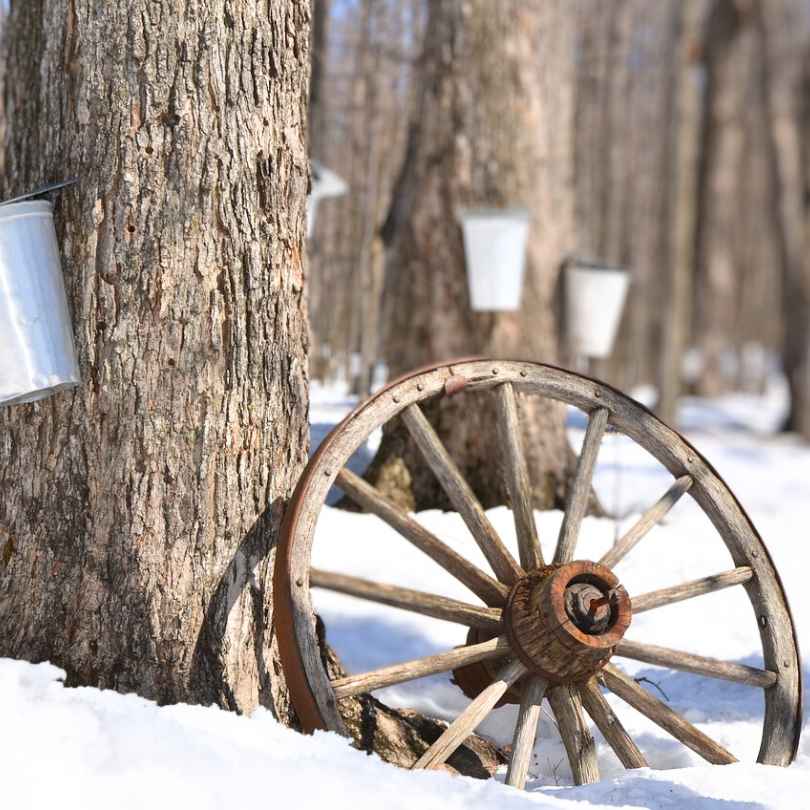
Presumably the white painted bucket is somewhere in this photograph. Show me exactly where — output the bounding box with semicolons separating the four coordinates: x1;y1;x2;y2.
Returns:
565;261;630;359
0;200;80;406
307;162;348;237
457;207;530;312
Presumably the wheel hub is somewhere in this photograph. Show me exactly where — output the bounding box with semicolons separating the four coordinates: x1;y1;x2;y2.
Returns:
505;561;631;684
454;561;631;701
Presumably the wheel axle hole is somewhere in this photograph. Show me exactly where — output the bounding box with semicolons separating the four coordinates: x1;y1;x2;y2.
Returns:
564;581;615;635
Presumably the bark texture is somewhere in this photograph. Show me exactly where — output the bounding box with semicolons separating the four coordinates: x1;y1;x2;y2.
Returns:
368;0;579;512
0;1;311;718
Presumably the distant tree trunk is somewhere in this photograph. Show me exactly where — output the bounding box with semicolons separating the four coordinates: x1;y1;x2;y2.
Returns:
309;0;331;162
659;0;708;426
0;1;311;718
693;0;744;397
365;0;581;513
793;47;810;437
753;1;810;438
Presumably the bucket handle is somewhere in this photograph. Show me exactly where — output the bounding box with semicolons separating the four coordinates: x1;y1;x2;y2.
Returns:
0;178;78;208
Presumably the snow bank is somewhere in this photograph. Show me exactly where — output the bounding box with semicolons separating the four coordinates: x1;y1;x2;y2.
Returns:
2;656;808;809
3;384;809;808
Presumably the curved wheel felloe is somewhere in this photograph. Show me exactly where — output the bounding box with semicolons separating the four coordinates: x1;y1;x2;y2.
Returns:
274;359;802;790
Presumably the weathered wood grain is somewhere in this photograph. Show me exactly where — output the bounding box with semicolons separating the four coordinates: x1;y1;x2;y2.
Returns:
495;382;543;570
599;475;693;569
336;467;508;606
579;678;648;769
310;568;502;631
278;360;801;767
401;403;523;585
332;635;511;699
631;567;753;613
548;685;600;784
413;658;528;769
602;664;737;764
554;408;609;565
505;674;548;788
615;639;777;688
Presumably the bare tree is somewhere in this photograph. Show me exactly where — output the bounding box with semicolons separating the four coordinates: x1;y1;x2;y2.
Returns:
307;0;421;387
752;0;810;437
658;0;709;425
693;0;745;396
0;1;310;717
359;0;582;512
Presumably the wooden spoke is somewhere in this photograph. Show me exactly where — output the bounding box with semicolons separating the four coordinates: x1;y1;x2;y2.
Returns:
495;382;543;570
615;639;777;688
553;407;609;565
505;674;548;789
413;659;527;770
310;568;502;632
547;685;600;785
599;475;693;569
602;664;737;764
632;567;754;614
579;678;648;769
332;636;511;700
336;468;508;606
401;404;523;585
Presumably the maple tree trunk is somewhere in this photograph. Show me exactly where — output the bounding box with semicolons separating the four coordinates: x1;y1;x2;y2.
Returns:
367;0;581;513
752;1;810;438
0;0;311;719
0;3;512;776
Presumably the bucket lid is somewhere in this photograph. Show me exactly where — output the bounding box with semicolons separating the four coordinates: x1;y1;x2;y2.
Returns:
0;178;78;208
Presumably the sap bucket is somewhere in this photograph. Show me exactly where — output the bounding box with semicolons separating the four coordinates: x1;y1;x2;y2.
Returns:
565;259;630;359
0;183;80;406
457;207;530;311
307;162;348;237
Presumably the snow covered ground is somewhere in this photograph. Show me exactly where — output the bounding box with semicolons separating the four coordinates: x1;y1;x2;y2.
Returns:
3;377;810;809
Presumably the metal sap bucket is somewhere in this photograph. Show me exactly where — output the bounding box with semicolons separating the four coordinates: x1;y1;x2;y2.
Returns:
457;207;530;312
0;184;80;406
565;259;630;359
307;162;348;237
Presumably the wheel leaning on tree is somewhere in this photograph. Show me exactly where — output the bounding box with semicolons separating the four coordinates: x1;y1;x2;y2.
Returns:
274;359;802;790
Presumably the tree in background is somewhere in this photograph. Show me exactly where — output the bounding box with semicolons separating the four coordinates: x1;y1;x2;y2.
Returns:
0;1;310;717
307;0;421;390
658;0;708;426
306;0;810;439
363;0;581;512
753;0;810;438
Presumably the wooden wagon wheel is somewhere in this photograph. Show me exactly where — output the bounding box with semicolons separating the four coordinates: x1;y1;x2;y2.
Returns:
274;359;801;790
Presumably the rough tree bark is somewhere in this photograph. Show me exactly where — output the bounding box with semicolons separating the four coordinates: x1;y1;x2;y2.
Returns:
366;0;581;513
0;1;311;719
0;2;514;776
